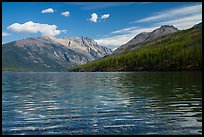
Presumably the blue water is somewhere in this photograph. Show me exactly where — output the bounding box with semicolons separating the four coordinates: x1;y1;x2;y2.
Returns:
2;72;202;135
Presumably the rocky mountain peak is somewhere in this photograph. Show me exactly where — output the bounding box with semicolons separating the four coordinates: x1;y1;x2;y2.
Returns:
146;25;178;41
37;35;59;44
160;24;176;28
193;22;202;29
114;24;179;55
40;35;57;40
157;25;178;32
2;35;112;71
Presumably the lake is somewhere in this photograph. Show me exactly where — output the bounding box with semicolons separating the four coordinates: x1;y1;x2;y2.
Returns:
2;72;202;135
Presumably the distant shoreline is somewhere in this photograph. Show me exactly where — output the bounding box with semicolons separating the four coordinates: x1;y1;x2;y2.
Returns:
2;70;202;73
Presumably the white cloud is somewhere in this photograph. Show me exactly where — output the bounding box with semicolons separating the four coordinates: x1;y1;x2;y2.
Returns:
95;26;157;49
2;32;11;37
61;11;70;17
89;13;98;22
7;21;63;36
112;47;118;51
111;26;138;34
96;34;134;48
133;4;202;23
101;14;110;19
157;13;202;30
41;8;54;13
97;3;202;49
61;30;67;33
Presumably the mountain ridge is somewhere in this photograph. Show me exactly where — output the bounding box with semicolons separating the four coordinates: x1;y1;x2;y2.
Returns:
2;36;112;71
113;25;179;56
68;22;202;72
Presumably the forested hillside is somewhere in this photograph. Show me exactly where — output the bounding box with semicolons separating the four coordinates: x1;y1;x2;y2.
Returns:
68;23;202;72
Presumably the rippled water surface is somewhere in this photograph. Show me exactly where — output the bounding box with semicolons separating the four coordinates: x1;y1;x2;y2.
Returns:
2;72;202;135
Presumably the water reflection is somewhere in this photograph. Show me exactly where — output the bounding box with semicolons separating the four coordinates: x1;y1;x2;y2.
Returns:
2;72;202;135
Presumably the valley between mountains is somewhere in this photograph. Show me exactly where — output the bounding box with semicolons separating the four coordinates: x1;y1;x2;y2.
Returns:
2;22;202;72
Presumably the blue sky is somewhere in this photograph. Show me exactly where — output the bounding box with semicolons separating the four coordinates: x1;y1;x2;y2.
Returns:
2;2;202;50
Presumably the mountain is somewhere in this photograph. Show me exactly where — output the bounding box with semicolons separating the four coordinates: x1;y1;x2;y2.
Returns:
2;36;112;71
193;22;202;29
69;22;202;71
113;25;178;55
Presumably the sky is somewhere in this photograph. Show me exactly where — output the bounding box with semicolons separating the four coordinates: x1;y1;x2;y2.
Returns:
2;2;202;50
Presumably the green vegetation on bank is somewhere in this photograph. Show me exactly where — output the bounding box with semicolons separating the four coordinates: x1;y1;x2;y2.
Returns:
68;26;202;72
